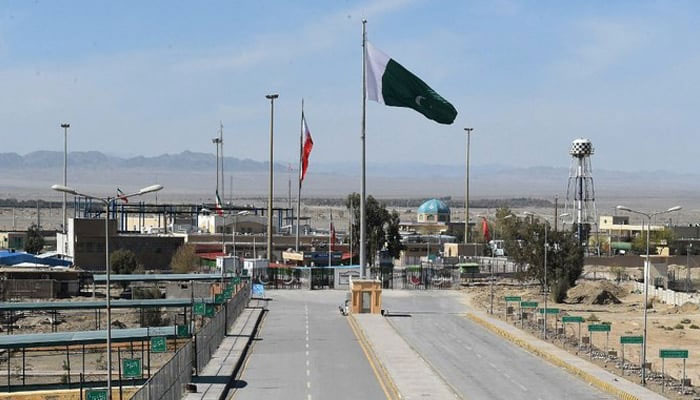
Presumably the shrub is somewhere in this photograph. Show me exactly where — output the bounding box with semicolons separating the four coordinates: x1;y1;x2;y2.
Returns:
664;326;674;331
674;324;685;330
587;313;600;322
690;324;700;329
552;280;570;304
681;318;692;324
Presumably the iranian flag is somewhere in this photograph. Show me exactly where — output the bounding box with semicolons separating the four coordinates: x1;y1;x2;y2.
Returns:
300;115;314;184
365;41;457;125
214;190;223;216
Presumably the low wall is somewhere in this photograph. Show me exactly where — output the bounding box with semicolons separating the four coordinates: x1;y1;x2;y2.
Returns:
632;281;700;306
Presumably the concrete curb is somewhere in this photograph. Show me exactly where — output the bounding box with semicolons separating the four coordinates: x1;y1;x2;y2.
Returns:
466;313;643;400
347;315;402;400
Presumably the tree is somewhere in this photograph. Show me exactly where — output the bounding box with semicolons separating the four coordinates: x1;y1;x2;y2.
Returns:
24;224;44;254
631;228;674;254
346;193;403;265
170;244;199;273
110;249;141;275
506;217;583;303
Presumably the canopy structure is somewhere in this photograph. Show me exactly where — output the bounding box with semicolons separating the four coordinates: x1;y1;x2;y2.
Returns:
0;297;216;312
0;326;176;349
92;273;239;283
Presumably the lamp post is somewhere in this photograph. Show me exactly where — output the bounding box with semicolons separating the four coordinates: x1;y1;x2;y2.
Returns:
51;183;162;400
486;214;513;314
212;137;221;195
616;204;681;385
233;211;250;261
265;94;279;262
687;244;693;293
60;123;70;235
464;128;474;247
523;211;569;340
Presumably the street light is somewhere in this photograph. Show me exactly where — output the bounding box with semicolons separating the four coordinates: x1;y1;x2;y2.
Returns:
202;208;250;286
265;93;279;262
616;204;681;385
51;183;162;400
485;214;513;314
523;211;569;340
60;123;70;235
212;137;222;197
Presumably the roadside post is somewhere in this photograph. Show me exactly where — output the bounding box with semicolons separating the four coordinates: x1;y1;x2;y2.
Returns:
520;301;538;328
588;324;611;357
620;336;643;375
659;349;688;393
538;308;559;338
562;316;584;349
504;296;521;320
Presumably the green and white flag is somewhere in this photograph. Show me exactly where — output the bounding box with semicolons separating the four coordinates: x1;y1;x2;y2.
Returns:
365;41;457;125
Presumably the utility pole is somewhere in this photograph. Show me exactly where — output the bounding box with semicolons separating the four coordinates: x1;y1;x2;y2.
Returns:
464;128;474;248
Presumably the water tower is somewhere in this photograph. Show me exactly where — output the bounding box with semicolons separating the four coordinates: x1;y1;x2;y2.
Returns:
564;138;597;245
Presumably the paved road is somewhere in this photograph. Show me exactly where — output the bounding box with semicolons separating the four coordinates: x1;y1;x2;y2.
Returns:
382;290;613;400
231;290;386;400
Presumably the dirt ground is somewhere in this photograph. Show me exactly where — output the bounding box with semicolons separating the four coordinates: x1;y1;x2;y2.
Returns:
0;288;191;387
464;279;700;398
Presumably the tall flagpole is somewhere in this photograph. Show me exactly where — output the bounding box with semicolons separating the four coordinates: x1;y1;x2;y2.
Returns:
360;19;367;278
329;208;332;267
296;99;304;252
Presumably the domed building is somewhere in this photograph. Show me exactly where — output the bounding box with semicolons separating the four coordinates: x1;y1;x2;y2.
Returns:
399;198;453;236
417;199;450;223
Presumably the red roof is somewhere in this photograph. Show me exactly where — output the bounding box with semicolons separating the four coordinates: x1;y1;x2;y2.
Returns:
198;252;225;261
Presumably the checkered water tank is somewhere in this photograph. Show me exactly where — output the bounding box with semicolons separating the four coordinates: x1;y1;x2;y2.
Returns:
569;138;594;156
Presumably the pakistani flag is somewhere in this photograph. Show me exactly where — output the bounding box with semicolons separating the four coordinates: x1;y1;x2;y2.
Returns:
365;41;457;125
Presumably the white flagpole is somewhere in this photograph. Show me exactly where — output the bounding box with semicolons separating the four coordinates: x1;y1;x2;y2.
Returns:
296;99;304;252
360;19;367;278
329;208;332;268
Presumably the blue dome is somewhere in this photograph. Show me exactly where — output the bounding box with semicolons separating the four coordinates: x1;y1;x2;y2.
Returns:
417;199;450;215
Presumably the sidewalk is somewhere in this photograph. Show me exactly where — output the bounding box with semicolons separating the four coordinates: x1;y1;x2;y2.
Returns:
467;308;666;400
184;302;264;400
352;314;459;399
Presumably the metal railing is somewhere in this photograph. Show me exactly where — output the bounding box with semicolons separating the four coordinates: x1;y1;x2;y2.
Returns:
195;283;250;372
130;282;250;400
130;342;192;400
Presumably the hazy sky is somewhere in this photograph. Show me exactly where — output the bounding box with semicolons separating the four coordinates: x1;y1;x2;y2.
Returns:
1;1;699;173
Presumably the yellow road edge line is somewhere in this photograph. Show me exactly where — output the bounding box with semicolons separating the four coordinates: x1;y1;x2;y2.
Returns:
347;315;401;400
466;313;640;400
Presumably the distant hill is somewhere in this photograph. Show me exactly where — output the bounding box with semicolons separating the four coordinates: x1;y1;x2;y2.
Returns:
0;150;285;172
1;150;700;203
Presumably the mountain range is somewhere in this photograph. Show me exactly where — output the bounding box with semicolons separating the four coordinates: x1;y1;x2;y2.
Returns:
1;151;700;206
